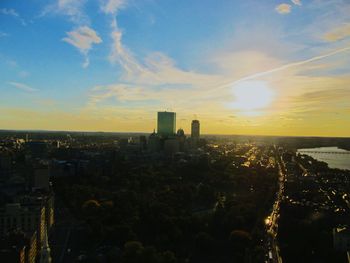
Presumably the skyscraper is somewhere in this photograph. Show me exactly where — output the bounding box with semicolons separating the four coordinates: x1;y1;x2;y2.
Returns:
191;120;200;140
157;111;176;137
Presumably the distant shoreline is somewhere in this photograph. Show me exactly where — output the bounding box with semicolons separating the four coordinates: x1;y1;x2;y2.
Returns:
0;129;349;139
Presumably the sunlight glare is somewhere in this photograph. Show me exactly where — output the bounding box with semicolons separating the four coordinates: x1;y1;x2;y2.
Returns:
230;80;275;113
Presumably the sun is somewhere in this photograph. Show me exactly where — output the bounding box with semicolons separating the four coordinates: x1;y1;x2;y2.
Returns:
229;80;275;113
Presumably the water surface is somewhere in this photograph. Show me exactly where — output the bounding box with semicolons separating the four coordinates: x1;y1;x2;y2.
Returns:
297;146;350;170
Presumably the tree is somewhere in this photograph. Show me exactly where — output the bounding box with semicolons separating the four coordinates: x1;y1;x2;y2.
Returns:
229;230;252;261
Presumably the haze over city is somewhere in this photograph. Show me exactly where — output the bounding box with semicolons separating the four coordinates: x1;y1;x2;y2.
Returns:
1;0;350;136
1;2;350;263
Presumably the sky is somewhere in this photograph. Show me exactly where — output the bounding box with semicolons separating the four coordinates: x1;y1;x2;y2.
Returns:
0;0;350;136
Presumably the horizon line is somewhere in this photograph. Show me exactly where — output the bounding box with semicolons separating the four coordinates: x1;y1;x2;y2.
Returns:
0;128;349;139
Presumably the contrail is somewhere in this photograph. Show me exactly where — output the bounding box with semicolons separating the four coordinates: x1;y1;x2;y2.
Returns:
212;45;350;92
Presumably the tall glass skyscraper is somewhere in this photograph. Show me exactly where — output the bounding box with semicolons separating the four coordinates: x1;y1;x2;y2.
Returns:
157;111;176;136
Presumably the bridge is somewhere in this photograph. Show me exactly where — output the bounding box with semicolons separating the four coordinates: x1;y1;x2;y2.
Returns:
298;151;350;155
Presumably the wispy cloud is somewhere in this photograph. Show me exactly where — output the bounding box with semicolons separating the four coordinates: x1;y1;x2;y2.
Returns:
8;82;38;92
62;26;102;68
0;8;26;25
212;45;350;93
41;0;88;25
0;8;19;17
102;0;129;68
19;71;30;78
100;0;126;14
0;31;8;38
323;23;350;42
275;3;292;14
103;0;222;88
291;88;350;104
291;0;302;6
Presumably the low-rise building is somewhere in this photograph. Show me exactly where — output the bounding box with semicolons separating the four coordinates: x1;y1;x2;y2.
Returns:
0;203;45;253
0;230;37;263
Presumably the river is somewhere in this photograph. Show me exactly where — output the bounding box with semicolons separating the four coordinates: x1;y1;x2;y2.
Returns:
297;146;350;170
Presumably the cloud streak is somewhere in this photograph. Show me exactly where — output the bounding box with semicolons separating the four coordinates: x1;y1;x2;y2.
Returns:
0;8;26;25
212;45;350;93
8;82;38;92
324;23;350;42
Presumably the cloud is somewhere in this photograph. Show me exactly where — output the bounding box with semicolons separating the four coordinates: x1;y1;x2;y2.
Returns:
101;0;125;14
0;31;8;38
102;1;169;85
323;23;350;42
62;26;102;67
0;8;26;25
291;0;302;6
41;0;88;24
63;26;102;52
0;8;19;17
8;82;38;92
211;45;350;94
89;84;154;105
275;4;291;14
103;1;208;88
106;15;223;87
292;88;350;104
19;71;30;78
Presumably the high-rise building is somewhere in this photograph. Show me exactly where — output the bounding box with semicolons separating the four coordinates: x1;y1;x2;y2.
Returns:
157;111;176;137
191;120;200;140
191;120;200;148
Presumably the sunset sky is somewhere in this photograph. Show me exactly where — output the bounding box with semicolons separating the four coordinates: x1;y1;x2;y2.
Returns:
0;0;350;136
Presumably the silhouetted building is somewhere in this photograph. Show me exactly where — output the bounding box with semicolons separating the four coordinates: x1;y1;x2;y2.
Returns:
191;120;200;148
157;111;176;137
191;120;200;139
148;130;160;152
176;128;186;152
139;136;147;151
164;139;179;157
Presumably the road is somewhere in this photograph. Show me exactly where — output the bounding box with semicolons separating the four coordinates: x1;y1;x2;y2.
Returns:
49;196;89;263
264;150;285;263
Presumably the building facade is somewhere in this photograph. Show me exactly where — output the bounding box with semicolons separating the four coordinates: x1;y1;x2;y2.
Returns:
0;203;46;254
157;112;176;137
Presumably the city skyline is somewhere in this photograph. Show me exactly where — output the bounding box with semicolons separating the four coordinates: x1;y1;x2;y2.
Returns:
1;0;350;136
